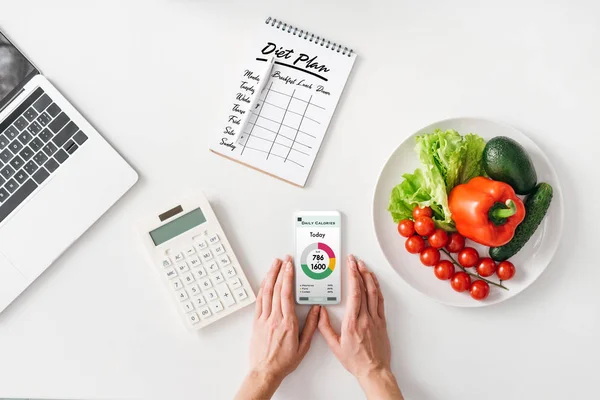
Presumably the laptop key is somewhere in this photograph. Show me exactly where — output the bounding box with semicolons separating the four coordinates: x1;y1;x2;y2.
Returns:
14;117;28;131
19;146;34;161
0;187;8;203
24;107;39;122
0;165;15;179
0;175;4;187
66;142;79;154
46;103;61;118
14;170;28;184
53;122;78;147
27;121;42;135
4;178;19;193
9;140;22;153
54;149;68;164
39;129;53;143
32;168;49;185
24;160;38;175
3;126;18;140
43;142;58;157
0;134;8;149
9;155;24;170
0;179;37;223
73;131;88;145
49;112;69;133
37;112;52;127
18;131;32;145
33;94;52;113
29;137;44;152
44;158;59;173
33;152;48;166
0;149;13;163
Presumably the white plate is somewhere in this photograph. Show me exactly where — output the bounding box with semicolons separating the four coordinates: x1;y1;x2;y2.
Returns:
373;118;564;307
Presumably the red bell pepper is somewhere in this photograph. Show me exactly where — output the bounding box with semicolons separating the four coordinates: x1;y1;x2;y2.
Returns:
448;177;526;247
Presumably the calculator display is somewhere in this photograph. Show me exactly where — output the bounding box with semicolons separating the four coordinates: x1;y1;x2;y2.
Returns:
150;208;206;246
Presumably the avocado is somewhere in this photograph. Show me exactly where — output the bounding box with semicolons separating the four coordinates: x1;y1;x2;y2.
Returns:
483;136;537;195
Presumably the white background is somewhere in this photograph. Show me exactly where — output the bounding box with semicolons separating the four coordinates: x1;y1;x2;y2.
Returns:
0;1;598;399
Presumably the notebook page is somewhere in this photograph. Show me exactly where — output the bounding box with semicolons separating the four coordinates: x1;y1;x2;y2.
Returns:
210;19;357;187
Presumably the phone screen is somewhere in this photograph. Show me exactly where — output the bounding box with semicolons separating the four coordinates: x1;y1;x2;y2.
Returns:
295;212;341;305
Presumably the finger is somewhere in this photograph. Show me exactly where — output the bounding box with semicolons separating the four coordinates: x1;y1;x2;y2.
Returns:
262;259;283;318
281;260;295;318
372;273;386;319
353;258;369;318
254;278;267;318
358;260;378;318
346;255;362;319
271;259;287;318
299;305;321;355
317;307;341;357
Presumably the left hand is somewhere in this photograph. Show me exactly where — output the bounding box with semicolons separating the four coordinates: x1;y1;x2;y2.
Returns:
249;256;321;383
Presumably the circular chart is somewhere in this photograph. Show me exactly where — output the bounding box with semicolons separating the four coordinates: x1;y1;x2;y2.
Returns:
300;242;337;280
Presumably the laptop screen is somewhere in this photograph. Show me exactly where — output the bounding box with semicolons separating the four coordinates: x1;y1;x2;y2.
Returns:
0;31;36;108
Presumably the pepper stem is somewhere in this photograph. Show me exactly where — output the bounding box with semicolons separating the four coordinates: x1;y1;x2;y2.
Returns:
492;200;517;219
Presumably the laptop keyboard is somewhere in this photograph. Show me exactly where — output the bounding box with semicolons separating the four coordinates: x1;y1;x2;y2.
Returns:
0;87;88;223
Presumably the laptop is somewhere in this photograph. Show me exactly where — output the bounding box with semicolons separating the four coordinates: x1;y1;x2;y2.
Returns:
0;29;138;313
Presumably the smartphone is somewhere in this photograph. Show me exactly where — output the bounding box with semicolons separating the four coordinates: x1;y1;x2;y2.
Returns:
294;211;341;305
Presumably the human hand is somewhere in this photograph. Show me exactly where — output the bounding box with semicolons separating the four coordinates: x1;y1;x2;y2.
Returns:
318;255;403;400
235;257;321;400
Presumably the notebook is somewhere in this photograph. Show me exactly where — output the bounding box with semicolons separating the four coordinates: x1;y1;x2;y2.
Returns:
210;17;357;187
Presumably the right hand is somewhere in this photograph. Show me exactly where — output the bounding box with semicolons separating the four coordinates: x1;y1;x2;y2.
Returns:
318;255;403;399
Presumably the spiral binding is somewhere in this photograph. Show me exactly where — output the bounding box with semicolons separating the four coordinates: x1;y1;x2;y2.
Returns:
265;17;353;57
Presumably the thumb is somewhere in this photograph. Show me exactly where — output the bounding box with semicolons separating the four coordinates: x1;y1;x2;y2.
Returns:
299;305;321;356
318;307;341;357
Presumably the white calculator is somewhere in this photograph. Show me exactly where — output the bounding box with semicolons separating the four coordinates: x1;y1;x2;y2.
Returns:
138;193;256;330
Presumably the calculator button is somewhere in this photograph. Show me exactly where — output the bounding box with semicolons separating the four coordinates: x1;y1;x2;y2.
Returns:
185;246;196;257
195;239;208;251
216;284;236;307
188;255;201;267
228;277;242;290
161;257;173;268
208;233;220;244
182;272;195;285
198;306;212;320
171;279;184;291
206;261;219;273
176;262;190;273
187;312;200;325
200;250;213;262
177;290;189;302
199;278;213;290
193;296;207;307
182;301;195;313
205;289;218;301
234;288;248;301
165;268;178;279
211;272;225;286
217;254;231;267
194;267;208;279
224;266;237;278
213;244;225;255
174;252;185;263
209;300;224;313
189;284;201;296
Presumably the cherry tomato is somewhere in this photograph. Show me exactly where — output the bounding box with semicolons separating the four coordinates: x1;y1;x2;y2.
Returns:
458;247;479;268
470;280;490;300
414;217;435;237
496;261;516;281
476;258;497;277
397;220;415;237
428;229;448;248
451;272;471;292
420;247;440;266
405;236;426;254
413;206;433;219
445;233;466;253
434;260;454;280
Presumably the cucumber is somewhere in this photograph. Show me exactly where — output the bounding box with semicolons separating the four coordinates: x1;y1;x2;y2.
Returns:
483;136;537;195
489;183;553;261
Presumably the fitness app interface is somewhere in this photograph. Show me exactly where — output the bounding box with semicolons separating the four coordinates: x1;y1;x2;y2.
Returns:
295;213;341;304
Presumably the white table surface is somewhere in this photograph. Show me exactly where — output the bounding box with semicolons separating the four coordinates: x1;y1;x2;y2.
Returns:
1;1;598;399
